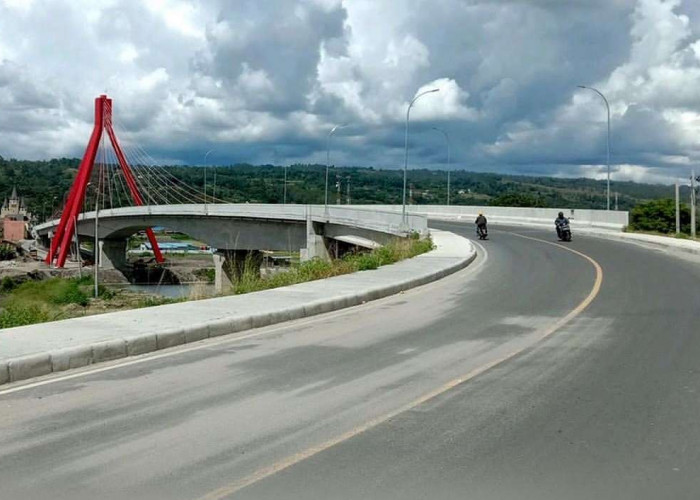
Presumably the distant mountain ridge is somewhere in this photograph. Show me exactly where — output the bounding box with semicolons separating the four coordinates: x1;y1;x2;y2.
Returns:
0;156;680;219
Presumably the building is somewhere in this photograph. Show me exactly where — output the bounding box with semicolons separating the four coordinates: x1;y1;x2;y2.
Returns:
2;187;31;242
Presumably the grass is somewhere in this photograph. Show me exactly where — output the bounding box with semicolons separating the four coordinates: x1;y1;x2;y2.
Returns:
0;276;95;328
231;236;434;295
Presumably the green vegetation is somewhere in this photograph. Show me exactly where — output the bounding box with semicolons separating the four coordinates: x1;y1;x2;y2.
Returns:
232;236;434;295
0;244;17;261
489;192;546;208
168;232;193;241
0;274;182;328
193;268;216;283
0;236;433;328
0;303;50;329
0;156;682;218
628;199;692;235
0;276;91;327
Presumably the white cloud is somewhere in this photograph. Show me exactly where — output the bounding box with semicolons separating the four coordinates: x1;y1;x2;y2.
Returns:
0;0;699;185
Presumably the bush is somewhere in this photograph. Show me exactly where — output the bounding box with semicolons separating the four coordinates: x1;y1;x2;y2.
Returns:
230;236;434;295
629;199;691;234
0;303;50;328
0;244;17;261
490;192;546;208
1;276;17;294
9;277;89;307
193;268;216;283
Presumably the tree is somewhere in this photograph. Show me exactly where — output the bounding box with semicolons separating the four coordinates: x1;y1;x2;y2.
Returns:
489;192;546;208
629;198;690;234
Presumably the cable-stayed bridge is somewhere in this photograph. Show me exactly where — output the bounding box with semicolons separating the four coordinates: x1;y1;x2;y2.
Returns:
35;95;426;275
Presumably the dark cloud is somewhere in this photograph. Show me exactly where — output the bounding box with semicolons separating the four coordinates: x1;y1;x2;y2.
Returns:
0;0;699;184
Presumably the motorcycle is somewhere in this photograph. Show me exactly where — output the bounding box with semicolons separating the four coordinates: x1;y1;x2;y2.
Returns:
557;221;572;242
476;225;488;240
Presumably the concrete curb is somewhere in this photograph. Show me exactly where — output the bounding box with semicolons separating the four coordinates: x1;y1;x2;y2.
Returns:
0;230;476;387
577;229;700;256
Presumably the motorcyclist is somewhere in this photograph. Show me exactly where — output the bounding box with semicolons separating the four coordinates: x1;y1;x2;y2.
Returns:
475;212;488;238
554;211;569;239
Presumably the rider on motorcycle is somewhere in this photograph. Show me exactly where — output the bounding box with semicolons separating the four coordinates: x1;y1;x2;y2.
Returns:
475;212;488;238
555;211;569;239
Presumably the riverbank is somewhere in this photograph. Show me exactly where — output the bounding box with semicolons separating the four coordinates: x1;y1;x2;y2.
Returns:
0;236;433;329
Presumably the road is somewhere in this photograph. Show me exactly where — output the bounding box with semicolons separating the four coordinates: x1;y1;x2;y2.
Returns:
1;223;699;500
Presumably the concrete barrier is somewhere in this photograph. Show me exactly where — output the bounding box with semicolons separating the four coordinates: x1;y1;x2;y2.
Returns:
352;205;629;231
8;354;52;382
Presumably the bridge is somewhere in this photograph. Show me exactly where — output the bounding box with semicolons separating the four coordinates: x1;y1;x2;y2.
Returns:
35;203;427;275
36;95;427;281
4;95;700;499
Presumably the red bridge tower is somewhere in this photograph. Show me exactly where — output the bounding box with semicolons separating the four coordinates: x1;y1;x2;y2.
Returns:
46;95;164;268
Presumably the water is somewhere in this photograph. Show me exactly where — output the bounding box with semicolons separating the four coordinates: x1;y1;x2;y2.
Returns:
109;283;217;299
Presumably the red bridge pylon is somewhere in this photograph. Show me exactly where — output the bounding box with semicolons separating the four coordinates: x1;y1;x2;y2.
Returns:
46;95;164;268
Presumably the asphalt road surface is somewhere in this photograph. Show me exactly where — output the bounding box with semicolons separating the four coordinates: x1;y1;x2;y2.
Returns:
1;223;699;500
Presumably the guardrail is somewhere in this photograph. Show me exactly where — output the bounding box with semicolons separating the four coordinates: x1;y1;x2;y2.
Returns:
34;204;429;238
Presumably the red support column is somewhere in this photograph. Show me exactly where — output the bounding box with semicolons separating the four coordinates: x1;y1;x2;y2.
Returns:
49;94;165;267
50;96;106;267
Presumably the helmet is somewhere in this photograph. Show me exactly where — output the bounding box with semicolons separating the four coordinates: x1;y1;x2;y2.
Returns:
558;212;564;218
478;212;483;216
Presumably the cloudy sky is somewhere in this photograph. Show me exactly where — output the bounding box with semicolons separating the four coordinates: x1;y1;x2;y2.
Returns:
1;0;700;184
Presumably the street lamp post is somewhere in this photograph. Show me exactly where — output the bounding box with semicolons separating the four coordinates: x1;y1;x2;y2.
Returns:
283;164;288;205
204;149;214;204
85;183;100;298
403;88;440;226
325;124;349;212
432;127;450;205
578;85;611;210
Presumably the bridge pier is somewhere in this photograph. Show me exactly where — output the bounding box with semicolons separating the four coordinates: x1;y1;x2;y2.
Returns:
99;239;128;271
214;250;264;292
301;214;330;262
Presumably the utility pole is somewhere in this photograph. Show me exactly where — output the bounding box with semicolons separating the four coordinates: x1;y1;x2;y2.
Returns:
675;181;680;234
283;164;288;204
615;192;618;211
336;177;341;205
692;169;697;239
73;216;82;278
94;195;99;298
447;171;451;206
403;87;440;226
578;85;611;210
431;127;450;206
346;177;351;205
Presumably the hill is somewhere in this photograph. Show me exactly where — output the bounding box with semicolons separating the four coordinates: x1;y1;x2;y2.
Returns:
0;156;681;221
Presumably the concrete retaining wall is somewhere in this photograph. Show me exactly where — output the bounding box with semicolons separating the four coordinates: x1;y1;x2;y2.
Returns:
352;205;629;231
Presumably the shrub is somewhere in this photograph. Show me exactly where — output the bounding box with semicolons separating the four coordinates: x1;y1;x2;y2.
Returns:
1;276;17;294
230;235;434;295
0;244;17;261
490;192;546;208
9;277;89;307
629;199;691;234
0;303;50;328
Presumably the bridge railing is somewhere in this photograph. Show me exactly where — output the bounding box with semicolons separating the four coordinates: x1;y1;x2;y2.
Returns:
35;204;428;238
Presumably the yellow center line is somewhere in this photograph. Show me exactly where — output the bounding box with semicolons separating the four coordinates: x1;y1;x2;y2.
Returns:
196;231;604;500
